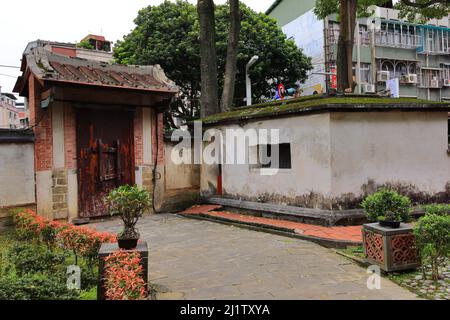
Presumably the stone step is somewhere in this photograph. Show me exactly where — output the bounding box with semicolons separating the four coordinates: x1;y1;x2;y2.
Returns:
204;197;365;226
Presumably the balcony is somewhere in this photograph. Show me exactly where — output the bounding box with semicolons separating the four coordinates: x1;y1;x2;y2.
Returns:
328;30;370;46
418;74;442;88
375;31;421;49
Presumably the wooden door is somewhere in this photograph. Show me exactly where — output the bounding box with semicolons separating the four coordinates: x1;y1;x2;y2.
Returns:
76;108;135;218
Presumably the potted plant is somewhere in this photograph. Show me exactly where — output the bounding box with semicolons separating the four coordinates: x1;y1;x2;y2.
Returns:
362;189;411;228
105;185;152;250
361;189;419;272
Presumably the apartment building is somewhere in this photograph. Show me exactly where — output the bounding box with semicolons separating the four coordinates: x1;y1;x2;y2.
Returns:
267;0;450;101
0;87;21;129
23;34;113;63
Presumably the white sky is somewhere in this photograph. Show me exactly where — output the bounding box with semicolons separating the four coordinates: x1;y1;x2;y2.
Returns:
0;0;273;96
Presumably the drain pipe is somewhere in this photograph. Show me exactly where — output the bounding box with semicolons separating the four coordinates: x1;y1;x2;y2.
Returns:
152;110;160;213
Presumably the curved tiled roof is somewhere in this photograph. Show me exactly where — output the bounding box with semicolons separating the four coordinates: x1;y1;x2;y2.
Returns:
14;47;178;95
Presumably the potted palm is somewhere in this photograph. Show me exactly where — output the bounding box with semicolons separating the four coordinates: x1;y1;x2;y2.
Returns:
361;189;419;272
105;185;152;250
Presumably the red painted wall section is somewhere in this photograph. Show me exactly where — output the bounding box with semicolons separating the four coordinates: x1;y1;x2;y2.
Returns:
134;107;144;166
51;47;76;58
29;74;53;172
64;106;77;170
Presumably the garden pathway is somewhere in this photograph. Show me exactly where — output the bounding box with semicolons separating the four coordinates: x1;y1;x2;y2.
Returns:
93;214;417;300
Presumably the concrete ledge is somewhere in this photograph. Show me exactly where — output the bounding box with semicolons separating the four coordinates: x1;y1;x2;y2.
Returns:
205;197;426;226
205;197;365;226
178;213;362;249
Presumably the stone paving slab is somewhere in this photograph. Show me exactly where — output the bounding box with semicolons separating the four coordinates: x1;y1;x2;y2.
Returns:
92;214;417;300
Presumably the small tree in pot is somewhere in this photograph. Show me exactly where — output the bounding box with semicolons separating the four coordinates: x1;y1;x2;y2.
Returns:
362;189;411;228
361;190;419;272
105;185;152;250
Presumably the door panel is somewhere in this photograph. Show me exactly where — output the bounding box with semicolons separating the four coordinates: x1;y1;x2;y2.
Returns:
76;108;134;218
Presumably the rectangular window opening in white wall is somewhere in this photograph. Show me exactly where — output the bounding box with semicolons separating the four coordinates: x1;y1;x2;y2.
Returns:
257;143;292;169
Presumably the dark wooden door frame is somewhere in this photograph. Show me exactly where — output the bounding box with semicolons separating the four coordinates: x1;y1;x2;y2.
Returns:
76;107;135;218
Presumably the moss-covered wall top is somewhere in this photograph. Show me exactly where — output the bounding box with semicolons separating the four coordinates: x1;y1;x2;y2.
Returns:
201;95;449;127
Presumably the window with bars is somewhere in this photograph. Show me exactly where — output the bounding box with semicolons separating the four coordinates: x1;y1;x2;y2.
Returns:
421;28;450;54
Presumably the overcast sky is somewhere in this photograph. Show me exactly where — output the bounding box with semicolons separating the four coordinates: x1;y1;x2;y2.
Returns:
0;0;273;96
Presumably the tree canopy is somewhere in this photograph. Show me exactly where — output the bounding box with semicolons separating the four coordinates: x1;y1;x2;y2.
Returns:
314;0;449;22
114;0;312;127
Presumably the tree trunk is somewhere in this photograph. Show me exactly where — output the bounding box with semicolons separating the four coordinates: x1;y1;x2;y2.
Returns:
220;0;240;112
337;0;357;92
198;0;219;117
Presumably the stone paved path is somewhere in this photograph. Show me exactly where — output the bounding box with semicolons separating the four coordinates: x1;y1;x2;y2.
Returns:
93;214;417;300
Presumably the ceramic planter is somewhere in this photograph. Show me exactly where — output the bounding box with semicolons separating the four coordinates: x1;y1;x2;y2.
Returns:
118;238;139;250
362;223;420;272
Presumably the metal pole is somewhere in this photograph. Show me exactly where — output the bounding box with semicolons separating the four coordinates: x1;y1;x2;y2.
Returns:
356;22;362;94
246;67;252;106
246;56;259;106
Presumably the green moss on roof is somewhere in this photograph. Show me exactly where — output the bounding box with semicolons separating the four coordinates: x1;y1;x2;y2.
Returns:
201;95;448;126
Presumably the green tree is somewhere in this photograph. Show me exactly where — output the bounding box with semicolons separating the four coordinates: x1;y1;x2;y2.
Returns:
114;0;312;128
77;40;95;50
314;0;450;92
198;0;220;117
220;0;240;112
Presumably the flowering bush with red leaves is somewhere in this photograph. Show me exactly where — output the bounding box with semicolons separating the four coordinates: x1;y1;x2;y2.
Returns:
104;250;147;300
12;209;116;267
57;225;116;266
12;209;47;240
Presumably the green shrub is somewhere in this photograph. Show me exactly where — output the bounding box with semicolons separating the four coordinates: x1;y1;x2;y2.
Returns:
0;274;79;300
422;204;450;216
361;189;411;222
80;265;98;290
413;213;450;281
8;243;66;277
76;39;94;50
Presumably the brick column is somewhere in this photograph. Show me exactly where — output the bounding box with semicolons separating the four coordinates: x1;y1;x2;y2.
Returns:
29;75;54;219
64;105;78;221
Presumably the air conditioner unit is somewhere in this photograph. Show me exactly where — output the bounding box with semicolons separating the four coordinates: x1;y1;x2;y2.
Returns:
362;83;376;93
430;79;439;88
444;79;450;87
402;74;418;84
377;71;390;82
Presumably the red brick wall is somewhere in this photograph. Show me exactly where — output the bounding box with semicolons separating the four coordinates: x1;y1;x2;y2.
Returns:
29;75;53;172
51;47;76;58
134;107;143;166
151;111;165;165
64;105;77;169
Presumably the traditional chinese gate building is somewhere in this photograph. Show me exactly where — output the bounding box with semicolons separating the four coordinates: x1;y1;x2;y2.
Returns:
14;46;178;220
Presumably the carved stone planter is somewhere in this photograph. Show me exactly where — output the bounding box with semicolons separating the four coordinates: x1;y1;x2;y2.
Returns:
362;223;420;272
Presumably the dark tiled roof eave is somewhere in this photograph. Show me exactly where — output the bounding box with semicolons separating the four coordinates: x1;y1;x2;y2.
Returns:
41;78;178;94
14;47;179;95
